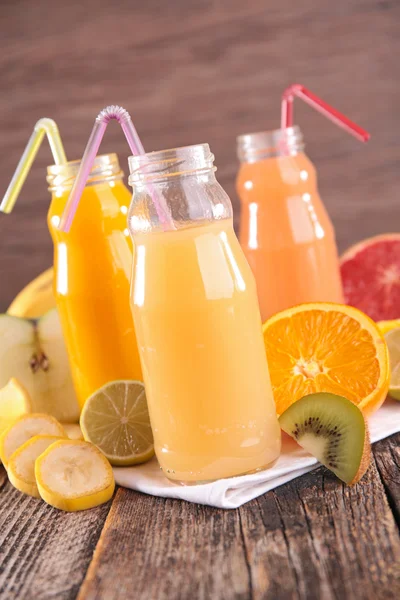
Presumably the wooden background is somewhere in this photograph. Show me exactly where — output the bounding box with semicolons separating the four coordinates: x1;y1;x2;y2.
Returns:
0;0;399;310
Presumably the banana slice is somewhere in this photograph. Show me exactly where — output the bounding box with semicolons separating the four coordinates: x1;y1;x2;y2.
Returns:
35;440;115;512
8;435;62;498
63;423;84;441
0;413;66;468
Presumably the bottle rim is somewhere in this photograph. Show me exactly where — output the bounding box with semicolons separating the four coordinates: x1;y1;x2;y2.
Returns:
47;153;124;192
128;143;216;185
236;126;304;163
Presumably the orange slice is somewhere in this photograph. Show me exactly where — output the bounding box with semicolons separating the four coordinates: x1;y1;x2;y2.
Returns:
263;303;389;417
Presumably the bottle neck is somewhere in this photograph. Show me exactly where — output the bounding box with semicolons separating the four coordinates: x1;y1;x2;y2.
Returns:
47;153;124;194
236;126;305;163
128;144;216;185
128;144;232;234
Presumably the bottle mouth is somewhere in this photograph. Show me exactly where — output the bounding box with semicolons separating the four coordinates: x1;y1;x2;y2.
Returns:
236;126;304;163
128;143;216;185
47;153;124;192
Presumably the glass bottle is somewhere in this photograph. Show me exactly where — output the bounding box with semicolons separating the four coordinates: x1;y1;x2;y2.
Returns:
128;144;281;483
236;127;344;322
47;153;142;408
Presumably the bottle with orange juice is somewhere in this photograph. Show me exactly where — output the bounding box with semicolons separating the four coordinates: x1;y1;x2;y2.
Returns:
47;154;142;407
236;85;369;322
1;120;142;410
127;144;281;483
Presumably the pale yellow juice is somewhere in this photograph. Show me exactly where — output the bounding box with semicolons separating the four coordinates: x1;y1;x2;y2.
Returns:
131;218;281;482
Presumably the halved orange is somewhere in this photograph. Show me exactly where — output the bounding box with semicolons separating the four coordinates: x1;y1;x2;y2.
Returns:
263;303;389;417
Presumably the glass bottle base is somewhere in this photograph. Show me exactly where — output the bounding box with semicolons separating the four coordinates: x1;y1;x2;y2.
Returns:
160;455;280;486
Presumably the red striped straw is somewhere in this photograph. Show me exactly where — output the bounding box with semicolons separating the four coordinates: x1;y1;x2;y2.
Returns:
281;84;370;142
59;105;173;233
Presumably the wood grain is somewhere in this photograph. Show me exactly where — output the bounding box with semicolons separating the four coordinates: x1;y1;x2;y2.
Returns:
78;448;400;600
270;459;400;600
0;467;7;491
374;432;400;523
0;471;112;599
0;0;399;310
78;489;252;600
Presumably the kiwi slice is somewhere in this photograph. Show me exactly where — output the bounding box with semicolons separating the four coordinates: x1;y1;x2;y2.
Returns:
279;392;370;485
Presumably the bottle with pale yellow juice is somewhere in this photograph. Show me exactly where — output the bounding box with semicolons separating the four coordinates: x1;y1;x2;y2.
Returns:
47;154;142;407
128;144;281;483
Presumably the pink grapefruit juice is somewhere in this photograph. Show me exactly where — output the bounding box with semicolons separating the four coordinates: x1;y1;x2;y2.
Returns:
237;151;344;321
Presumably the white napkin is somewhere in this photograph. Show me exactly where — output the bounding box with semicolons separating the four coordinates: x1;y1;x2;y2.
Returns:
114;399;400;509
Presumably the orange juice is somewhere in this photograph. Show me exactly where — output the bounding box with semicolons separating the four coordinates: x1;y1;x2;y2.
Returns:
129;145;281;483
48;154;142;408
237;128;344;321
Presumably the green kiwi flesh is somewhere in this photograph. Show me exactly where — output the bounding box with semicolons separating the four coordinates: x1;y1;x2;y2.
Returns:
279;392;370;485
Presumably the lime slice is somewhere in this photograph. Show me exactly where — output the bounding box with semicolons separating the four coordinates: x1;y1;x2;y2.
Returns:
384;328;400;400
35;439;115;511
80;380;154;466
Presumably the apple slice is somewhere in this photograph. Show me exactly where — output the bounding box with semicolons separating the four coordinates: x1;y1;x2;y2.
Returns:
0;309;79;423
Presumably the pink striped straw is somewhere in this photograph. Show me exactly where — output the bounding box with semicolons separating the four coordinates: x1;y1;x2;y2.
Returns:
281;84;370;143
59;105;172;232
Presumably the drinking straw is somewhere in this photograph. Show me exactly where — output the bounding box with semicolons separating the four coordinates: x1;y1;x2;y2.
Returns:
59;105;173;233
281;84;370;142
1;118;67;213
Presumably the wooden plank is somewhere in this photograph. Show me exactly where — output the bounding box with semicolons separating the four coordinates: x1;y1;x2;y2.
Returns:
0;466;7;486
374;431;400;523
268;458;400;600
78;446;400;600
78;489;252;600
0;471;112;600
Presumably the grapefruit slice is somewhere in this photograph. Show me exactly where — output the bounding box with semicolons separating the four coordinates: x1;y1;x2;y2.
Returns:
340;234;400;322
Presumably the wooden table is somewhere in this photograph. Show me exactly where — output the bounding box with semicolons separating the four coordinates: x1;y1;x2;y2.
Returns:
1;432;400;599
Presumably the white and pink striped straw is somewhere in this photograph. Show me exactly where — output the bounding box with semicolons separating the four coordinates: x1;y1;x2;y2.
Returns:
59;105;172;232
